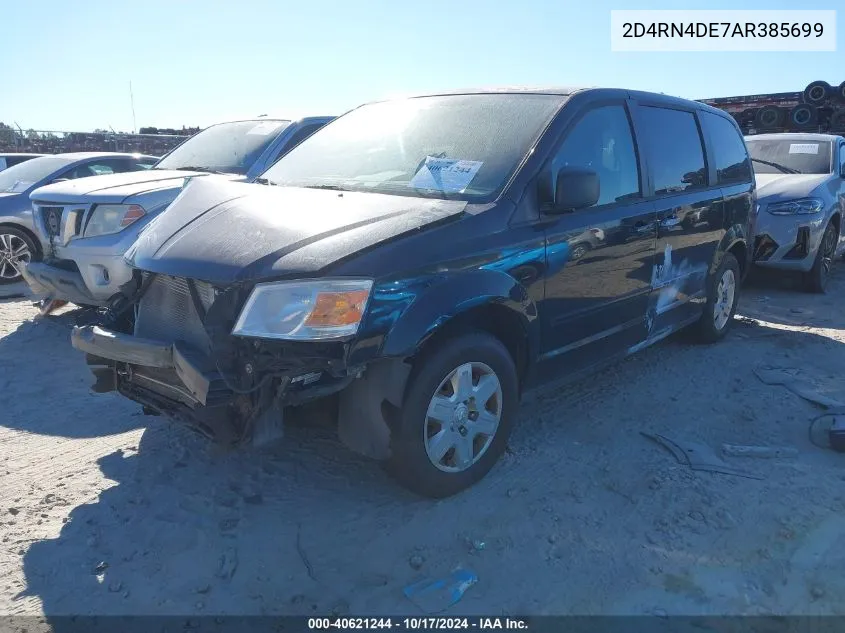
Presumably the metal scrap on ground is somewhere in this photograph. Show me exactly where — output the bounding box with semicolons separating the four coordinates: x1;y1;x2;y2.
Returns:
642;433;764;480
753;366;845;409
721;444;798;459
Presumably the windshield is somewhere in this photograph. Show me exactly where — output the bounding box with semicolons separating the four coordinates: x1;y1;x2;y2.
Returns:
0;156;72;193
260;94;565;201
155;119;291;175
747;139;833;175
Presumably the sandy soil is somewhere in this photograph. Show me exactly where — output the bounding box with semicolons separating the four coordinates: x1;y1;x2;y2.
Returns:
1;268;845;620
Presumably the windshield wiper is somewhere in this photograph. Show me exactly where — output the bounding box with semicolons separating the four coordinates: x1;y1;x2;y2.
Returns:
751;158;801;174
254;177;276;186
171;166;229;175
301;184;350;192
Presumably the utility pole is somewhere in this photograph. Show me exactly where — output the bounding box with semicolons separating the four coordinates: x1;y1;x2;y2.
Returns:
130;81;137;134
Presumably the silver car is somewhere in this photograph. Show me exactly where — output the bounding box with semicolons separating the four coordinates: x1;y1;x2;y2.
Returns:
748;133;845;292
24;116;333;307
0;154;45;172
0;152;157;284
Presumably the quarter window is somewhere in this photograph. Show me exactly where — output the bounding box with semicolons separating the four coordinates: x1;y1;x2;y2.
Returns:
637;106;707;195
551;105;641;208
700;111;752;185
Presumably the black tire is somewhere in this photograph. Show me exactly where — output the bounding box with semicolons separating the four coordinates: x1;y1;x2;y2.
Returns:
755;105;784;129
837;81;845;104
803;81;831;106
694;253;740;344
0;226;39;285
789;104;818;129
385;331;519;498
803;221;837;294
739;108;757;125
830;108;845;133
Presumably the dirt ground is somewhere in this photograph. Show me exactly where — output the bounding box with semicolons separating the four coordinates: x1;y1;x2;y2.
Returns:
1;266;845;620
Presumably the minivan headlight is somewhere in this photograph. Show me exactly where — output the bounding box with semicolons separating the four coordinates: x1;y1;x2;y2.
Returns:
232;279;373;341
84;204;146;237
765;198;823;215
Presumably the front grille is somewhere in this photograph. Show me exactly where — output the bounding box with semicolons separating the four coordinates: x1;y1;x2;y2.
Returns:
41;206;64;239
135;274;217;354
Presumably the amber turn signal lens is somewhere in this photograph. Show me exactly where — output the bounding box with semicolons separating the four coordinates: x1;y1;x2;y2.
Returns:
304;290;370;327
121;205;146;227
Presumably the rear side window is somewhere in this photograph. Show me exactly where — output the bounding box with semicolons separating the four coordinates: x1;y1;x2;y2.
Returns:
5;156;36;168
700;111;752;185
637;106;707;195
551;104;641;207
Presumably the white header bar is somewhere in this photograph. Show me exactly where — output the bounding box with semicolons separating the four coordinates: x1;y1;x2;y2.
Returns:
611;10;836;52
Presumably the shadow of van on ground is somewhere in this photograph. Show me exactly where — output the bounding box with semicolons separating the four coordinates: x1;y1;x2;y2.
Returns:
16;307;845;625
0;303;144;438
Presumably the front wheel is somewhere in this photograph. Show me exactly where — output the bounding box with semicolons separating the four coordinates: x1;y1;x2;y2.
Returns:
0;227;38;285
386;332;519;498
803;221;837;294
694;253;740;344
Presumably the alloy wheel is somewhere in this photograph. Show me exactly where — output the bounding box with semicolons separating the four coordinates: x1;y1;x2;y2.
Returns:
423;362;503;473
713;268;736;331
0;233;31;281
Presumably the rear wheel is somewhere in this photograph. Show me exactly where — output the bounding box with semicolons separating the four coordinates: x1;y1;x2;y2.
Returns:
695;253;740;343
0;227;38;285
803;221;837;294
386;332;518;498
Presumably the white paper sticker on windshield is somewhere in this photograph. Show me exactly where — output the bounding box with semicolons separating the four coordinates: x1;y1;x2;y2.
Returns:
788;143;819;154
409;156;483;193
247;122;280;136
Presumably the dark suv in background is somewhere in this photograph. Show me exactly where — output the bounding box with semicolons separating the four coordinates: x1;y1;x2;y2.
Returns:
72;88;755;498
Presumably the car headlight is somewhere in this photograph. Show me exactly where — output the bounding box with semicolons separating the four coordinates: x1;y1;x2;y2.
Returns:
83;204;146;237
232;279;373;340
765;198;823;216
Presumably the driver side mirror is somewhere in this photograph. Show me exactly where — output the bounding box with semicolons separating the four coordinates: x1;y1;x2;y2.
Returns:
545;167;600;214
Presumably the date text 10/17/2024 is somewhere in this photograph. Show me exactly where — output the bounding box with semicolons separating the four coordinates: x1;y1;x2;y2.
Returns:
307;617;530;630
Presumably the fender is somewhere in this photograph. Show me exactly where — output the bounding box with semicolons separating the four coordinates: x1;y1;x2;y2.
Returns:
379;268;539;361
338;268;538;461
714;223;750;277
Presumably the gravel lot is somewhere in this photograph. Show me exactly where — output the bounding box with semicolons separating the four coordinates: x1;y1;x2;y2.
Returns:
1;268;845;618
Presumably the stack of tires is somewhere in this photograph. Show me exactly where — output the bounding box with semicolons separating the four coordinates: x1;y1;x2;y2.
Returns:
749;80;845;133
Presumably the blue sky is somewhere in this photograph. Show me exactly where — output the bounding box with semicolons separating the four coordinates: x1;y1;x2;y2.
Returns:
3;0;842;132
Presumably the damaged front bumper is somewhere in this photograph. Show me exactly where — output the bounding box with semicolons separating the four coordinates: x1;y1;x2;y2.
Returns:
72;325;216;404
70;324;356;447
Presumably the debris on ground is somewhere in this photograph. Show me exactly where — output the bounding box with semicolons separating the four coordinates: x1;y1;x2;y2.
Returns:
403;567;478;614
721;444;798;459
296;523;317;582
754;366;845;409
409;554;425;570
215;548;238;581
642;433;764;480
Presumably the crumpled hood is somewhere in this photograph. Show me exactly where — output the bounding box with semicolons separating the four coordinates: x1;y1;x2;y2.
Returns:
755;173;831;204
30;169;242;205
126;177;468;285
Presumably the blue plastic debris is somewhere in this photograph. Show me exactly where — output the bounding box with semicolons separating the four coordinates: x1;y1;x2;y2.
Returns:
403;567;478;614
